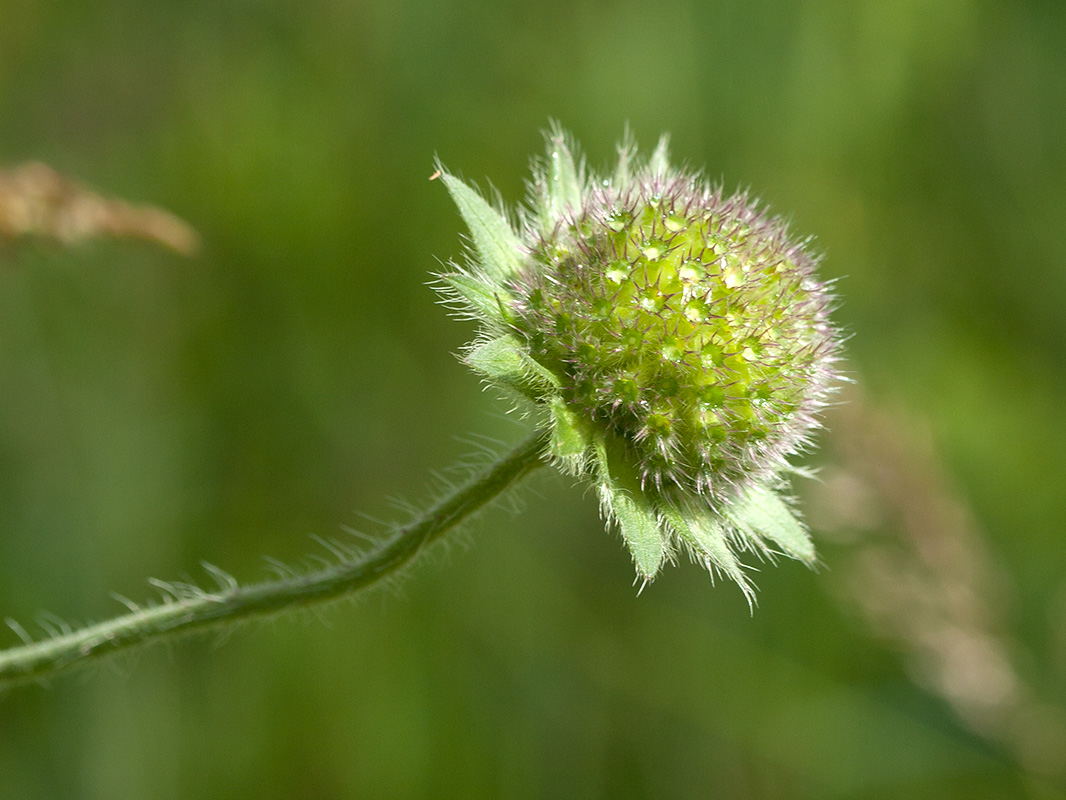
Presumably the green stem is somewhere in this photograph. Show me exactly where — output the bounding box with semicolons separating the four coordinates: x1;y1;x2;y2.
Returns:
0;430;548;690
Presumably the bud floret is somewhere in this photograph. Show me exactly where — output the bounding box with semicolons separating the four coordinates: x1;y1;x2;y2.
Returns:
438;126;841;592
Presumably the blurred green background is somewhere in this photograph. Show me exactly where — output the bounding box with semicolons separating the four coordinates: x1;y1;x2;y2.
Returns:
2;0;1066;797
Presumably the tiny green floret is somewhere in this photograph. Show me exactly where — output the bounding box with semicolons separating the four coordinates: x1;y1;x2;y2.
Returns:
439;125;840;596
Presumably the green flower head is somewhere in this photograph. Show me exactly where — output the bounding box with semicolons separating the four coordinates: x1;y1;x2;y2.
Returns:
437;125;840;598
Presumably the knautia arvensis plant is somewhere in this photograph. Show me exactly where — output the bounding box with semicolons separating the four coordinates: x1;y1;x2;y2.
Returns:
0;126;839;689
438;126;839;595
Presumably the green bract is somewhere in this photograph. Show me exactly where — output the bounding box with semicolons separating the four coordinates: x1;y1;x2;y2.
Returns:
438;126;840;598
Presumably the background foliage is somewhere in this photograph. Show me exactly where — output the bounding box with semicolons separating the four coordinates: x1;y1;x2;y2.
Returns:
2;0;1065;797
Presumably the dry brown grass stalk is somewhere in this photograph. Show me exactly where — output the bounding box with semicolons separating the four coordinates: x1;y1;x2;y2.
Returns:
810;387;1066;781
0;161;199;256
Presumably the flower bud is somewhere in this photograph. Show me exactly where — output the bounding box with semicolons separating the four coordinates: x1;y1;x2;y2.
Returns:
438;126;840;597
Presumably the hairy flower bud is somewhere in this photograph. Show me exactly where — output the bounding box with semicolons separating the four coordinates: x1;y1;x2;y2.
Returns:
438;126;840;597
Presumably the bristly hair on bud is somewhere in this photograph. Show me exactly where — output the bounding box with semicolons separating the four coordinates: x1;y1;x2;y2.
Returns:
436;123;841;601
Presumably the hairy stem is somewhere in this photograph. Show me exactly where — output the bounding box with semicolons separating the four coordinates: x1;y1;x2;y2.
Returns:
0;430;548;690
